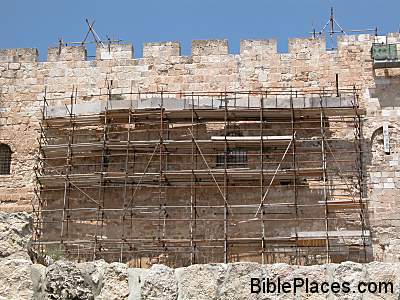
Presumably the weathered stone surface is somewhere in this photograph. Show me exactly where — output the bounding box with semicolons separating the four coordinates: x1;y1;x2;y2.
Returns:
44;260;94;300
364;262;400;300
0;258;34;300
139;264;177;300
78;260;109;297
97;262;129;300
128;267;148;300
219;262;265;300
175;263;227;300
31;263;46;300
0;212;32;259
330;261;366;300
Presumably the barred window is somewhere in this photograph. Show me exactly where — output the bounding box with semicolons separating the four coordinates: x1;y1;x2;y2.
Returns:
216;148;247;168
0;144;11;175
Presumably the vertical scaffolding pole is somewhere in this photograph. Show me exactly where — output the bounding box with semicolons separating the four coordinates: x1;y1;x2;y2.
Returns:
259;94;266;264
353;89;368;262
320;96;330;263
34;87;48;258
158;91;167;257
290;89;299;264
190;92;196;264
130;93;138;262
93;84;110;260
60;88;75;253
120;107;132;262
223;92;228;263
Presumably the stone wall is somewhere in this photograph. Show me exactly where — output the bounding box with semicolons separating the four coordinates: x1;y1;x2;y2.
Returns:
1;33;400;262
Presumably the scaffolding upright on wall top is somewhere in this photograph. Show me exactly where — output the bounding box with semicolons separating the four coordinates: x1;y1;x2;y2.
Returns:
33;87;370;267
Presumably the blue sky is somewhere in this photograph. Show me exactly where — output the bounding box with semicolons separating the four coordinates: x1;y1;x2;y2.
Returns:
1;0;400;60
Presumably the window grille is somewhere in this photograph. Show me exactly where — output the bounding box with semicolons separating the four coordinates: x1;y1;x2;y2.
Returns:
216;148;247;168
0;144;11;175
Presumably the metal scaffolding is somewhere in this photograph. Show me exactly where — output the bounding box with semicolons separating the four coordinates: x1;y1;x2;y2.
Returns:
33;87;371;267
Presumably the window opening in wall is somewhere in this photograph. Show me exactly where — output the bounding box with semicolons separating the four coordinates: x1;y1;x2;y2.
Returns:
216;148;248;168
279;180;292;186
216;128;248;168
0;144;12;175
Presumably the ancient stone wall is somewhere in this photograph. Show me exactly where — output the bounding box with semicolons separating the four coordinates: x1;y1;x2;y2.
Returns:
1;33;400;262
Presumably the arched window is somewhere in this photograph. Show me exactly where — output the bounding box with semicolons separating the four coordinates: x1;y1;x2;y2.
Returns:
0;144;11;175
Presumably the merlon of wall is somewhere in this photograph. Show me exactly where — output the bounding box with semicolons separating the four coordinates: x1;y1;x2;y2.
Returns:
47;46;87;62
0;48;38;63
143;42;181;58
240;39;277;56
192;39;229;56
96;43;133;60
387;32;400;44
288;37;325;54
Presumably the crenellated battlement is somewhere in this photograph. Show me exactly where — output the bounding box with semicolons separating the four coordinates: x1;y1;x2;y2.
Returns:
1;33;400;63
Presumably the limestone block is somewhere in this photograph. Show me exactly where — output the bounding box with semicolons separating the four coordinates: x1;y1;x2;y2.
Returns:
97;262;129;300
137;264;177;300
44;260;94;299
8;63;21;70
330;261;365;300
365;261;400;298
290;264;328;299
0;258;34;300
192;40;228;56
78;260;108;297
0;212;32;259
219;262;265;300
175;263;227;300
128;268;148;300
384;182;395;189
31;263;46;299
